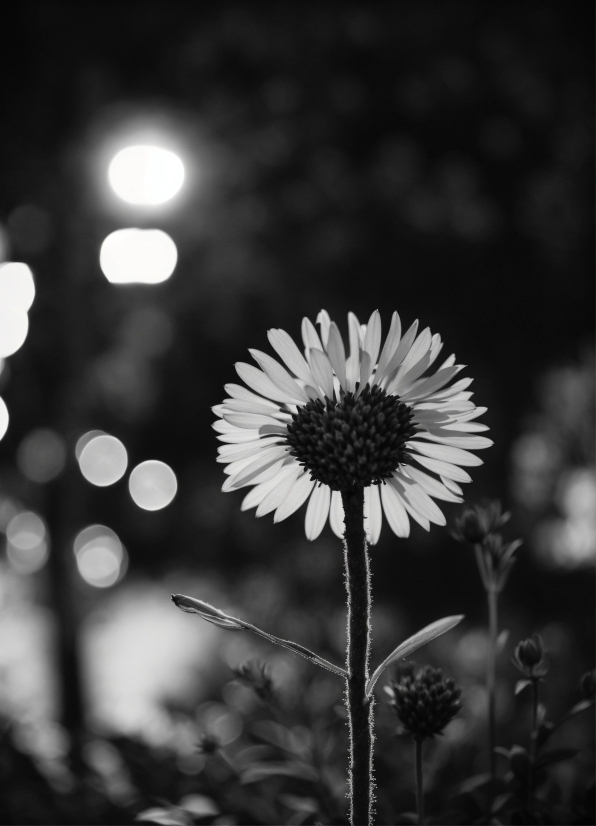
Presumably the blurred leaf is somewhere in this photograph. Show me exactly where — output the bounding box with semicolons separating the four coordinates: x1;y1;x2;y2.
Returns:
534;748;578;770
566;698;595;717
240;761;319;784
515;679;532;696
279;794;319;813
136;808;192;826
457;772;492;794
366;615;464;697
497;629;510;655
509;746;531;788
491;792;514;815
178;795;219;817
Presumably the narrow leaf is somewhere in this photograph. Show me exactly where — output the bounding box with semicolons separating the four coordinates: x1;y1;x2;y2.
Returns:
366;614;464;698
515;679;532;696
172;594;347;678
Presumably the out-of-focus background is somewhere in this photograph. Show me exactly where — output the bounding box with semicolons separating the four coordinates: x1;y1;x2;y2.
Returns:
0;3;593;824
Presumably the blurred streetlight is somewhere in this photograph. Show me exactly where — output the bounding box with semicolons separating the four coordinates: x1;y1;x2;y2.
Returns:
108;145;185;206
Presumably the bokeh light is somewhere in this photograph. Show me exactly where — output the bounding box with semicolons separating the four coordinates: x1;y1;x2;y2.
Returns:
0;262;35;311
0;398;8;441
6;511;49;574
129;460;177;510
74;525;127;588
108;145;185;205
99;229;178;284
75;430;105;460
0;306;28;357
17;428;66;483
78;434;128;487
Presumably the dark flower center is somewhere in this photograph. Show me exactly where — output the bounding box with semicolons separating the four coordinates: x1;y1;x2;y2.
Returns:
285;384;416;491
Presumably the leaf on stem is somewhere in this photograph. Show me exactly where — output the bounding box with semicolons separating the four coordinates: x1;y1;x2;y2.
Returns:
172;594;347;678
515;679;532;696
365;614;464;698
496;629;509;655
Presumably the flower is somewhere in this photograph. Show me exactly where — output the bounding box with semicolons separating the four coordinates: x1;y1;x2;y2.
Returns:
385;664;462;740
213;310;492;543
513;635;549;679
233;659;275;702
452;500;510;545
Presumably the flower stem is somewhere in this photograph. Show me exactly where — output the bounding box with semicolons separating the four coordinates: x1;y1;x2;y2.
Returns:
342;486;374;826
415;737;425;825
487;587;498;791
527;678;540;808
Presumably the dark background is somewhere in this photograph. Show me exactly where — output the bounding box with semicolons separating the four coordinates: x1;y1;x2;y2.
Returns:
0;3;593;824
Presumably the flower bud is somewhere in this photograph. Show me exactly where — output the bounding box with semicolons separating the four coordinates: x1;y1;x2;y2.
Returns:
513;634;549;678
386;664;462;740
452;501;510;545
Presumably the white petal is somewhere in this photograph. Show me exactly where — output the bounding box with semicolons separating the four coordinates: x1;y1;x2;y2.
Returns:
241;475;285;511
409;440;483;467
223;411;283;429
212;404;226;417
274;472;315;522
256;465;302;516
222;457;286;491
213;419;246;434
364;484;383;545
224;399;284;415
379;319;419;384
329;490;345;538
316;309;332;347
224;383;280;410
451;406;487;422
249;349;309;403
357;350;374;394
441;476;463;495
235;362;297;404
363;310;382;366
411;453;472;483
380;482;410;537
267;329;314;384
428;333;443;366
325;322;348;390
217;430;262;443
375;311;402;380
309;347;335;399
304;483;331;540
217;437;283;463
403;466;463;503
441;421;489;432
400;365;462;401
301;317;324;351
392;473;446;525
388;351;432;395
346;312;362;391
227;447;289;488
424;377;473;401
416;432;493;450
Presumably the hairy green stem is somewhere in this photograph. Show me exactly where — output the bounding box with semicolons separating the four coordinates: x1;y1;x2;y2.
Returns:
487;588;498;791
415;738;425;825
342;487;374;826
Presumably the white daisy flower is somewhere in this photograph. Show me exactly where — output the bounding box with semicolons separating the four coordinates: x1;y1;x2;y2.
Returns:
213;310;492;544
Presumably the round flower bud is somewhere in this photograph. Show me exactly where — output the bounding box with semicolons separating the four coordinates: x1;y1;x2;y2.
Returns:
513;634;549;678
386;664;462;741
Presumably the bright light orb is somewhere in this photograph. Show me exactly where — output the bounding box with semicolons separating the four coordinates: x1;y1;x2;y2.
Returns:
0;262;35;311
6;511;49;574
108;145;185;205
78;434;128;487
100;229;177;285
129;460;177;511
74;524;127;588
0;398;8;440
0;306;28;357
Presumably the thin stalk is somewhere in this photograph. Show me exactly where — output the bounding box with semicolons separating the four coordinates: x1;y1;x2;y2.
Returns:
527;678;540;808
487;587;498;790
415;738;425;825
342;486;374;826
